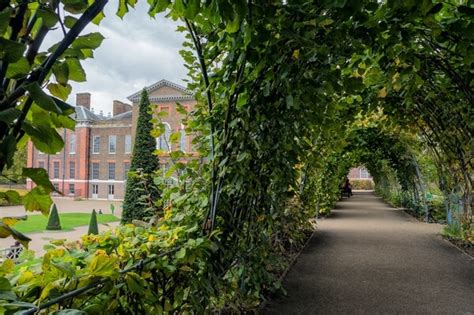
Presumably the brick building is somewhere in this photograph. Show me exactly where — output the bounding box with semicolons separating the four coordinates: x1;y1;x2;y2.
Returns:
348;167;372;180
27;79;196;200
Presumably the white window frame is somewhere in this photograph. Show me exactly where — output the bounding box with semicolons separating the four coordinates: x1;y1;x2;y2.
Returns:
108;162;115;180
108;135;116;154
92;136;100;154
53;161;60;179
91;163;100;180
69;134;76;154
124;135;132;154
69;161;75;179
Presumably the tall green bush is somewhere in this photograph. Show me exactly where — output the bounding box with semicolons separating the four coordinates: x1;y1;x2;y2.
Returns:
46;204;61;231
88;209;99;235
122;90;161;223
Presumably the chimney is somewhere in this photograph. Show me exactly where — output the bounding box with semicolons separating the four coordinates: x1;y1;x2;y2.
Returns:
113;100;132;116
76;92;91;109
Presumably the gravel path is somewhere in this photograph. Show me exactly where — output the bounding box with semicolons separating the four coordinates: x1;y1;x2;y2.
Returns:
264;192;473;314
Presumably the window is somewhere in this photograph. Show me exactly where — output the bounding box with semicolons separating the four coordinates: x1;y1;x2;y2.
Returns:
93;136;100;154
69;134;76;154
92;184;99;195
53;161;60;179
69;184;75;195
53;183;59;191
180;128;186;152
360;168;370;179
69;161;75;179
108;135;116;154
108;184;114;195
38;161;45;169
108;162;115;180
125;135;132;153
91;163;100;179
157;123;171;151
123;162;130;179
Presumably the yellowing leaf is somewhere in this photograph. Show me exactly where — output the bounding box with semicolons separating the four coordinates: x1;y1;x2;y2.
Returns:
378;87;387;98
292;49;300;60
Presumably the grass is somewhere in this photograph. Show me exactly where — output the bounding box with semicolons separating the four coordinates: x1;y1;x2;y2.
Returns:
14;212;119;234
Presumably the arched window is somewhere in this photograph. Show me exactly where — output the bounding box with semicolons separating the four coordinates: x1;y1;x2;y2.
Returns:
157;122;171;151
180;126;186;152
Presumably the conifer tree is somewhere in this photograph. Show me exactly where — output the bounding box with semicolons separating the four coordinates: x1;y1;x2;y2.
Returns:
88;209;99;235
46;204;61;230
122;89;160;223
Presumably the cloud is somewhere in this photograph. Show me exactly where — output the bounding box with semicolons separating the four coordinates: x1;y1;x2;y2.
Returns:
66;2;188;114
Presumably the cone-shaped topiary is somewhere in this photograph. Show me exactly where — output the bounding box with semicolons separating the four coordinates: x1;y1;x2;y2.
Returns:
122;89;161;223
88;209;99;235
46;204;61;230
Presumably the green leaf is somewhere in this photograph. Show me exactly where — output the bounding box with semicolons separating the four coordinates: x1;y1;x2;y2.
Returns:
5;57;30;79
25;82;62;114
0;7;12;35
23;187;53;214
148;0;170;16
63;0;88;14
66;58;86;82
0;108;22;124
37;8;58;28
64;16;78;28
47;83;72;101
0;190;21;205
0;277;12;291
22;168;56;192
52;62;69;85
184;0;200;19
125;272;146;294
22;121;64;154
72;32;105;50
0;38;26;63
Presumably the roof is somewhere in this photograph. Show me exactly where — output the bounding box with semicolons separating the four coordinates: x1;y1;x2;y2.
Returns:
127;79;194;102
107;110;132;121
73;106;104;121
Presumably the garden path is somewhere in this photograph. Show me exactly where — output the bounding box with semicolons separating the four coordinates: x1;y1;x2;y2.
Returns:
264;192;474;314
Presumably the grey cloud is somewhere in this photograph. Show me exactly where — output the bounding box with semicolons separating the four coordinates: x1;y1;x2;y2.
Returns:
66;2;189;113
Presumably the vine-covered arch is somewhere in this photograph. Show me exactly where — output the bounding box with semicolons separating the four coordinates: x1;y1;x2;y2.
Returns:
0;0;472;313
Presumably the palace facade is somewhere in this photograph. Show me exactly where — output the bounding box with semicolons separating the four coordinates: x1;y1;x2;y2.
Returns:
26;80;196;200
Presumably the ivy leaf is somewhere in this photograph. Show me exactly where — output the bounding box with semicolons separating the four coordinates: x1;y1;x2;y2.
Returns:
63;0;88;14
52;62;69;85
25;82;62;114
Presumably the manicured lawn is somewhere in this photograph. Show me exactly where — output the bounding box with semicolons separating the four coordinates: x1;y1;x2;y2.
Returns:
14;213;119;234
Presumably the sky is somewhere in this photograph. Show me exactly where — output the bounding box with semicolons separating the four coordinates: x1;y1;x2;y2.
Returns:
61;3;188;115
